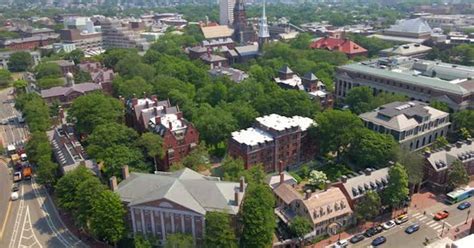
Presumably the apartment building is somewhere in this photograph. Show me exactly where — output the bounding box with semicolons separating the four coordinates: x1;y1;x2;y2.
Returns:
125;96;199;171
100;18;149;51
219;0;236;26
424;139;474;192
335;57;474;111
359;101;450;151
228;114;316;173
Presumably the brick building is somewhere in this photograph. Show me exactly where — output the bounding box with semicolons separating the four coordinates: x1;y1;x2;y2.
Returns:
113;166;246;247
310;37;368;58
125;96;199;171
78;61;115;94
228;114;316;173
0;34;59;50
423;139;474;192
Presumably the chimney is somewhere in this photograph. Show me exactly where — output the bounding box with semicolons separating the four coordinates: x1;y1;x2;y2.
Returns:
153;107;157;115
132;97;138;106
341;175;348;183
109;176;118;191
145;100;149;108
176;112;183;119
280;172;285;184
168;121;173;130
278;160;283;173
122;165;129;180
163;106;167;113
58;107;65;122
456;141;463;148
234;191;240;206
151;95;158;103
364;168;372;176
305;189;312;200
324;180;331;190
424;150;431;158
467;138;472;145
445;144;452;151
239;176;245;192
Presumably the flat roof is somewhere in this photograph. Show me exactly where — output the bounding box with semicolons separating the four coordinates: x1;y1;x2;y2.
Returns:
231;127;274;146
338;58;474;95
256;114;314;132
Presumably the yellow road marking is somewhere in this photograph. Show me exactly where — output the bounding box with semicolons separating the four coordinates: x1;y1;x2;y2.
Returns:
0;199;12;240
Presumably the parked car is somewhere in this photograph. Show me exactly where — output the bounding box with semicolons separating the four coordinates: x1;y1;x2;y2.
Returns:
11;192;19;201
0;119;7;125
434;210;449;220
12;183;19;192
458;202;471;210
364;226;383;237
395;214;409;224
371;236;387;246
382;220;396;230
349;234;365;244
405;224;420;234
335;239;348;248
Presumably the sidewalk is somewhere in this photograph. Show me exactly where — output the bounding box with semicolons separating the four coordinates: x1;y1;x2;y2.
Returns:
443;218;473;241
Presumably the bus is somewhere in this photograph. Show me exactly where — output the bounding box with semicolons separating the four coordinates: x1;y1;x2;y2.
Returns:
446;187;474;204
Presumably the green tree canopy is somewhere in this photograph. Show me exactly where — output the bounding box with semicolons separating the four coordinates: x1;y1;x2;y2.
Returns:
36;155;58;187
164;233;193;248
68;93;124;134
137;132;164;171
430;101;450;113
289;216;312;238
7;51;33;72
314;110;363;157
65;49;84;64
37;77;64;89
204;211;238;248
25;131;52;163
0;68;12;88
241;184;275;248
345;86;375;114
35;62;62;80
220;157;245;182
55;166;93;211
383;163;409;208
112;76;153;98
355;190;381;222
349;128;398;169
448;160;469;190
453;110;474;138
74;176;106;229
89;190;126;245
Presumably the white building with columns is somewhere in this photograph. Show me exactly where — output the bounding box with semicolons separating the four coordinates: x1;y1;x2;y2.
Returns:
113;167;246;247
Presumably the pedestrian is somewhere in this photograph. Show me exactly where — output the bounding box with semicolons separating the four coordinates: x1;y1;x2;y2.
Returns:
423;211;426;215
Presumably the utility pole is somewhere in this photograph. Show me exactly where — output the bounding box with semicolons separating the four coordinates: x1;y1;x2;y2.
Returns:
466;209;471;224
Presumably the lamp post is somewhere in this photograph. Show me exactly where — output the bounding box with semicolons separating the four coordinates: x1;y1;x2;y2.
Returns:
466;209;471;224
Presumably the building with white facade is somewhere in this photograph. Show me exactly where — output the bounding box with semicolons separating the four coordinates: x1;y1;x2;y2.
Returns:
219;0;236;26
359;101;450;151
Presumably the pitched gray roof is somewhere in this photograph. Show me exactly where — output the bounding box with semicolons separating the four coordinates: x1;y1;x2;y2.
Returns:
279;65;293;74
40;83;101;98
341;168;389;200
116;168;245;215
302;72;318;81
427;140;474;172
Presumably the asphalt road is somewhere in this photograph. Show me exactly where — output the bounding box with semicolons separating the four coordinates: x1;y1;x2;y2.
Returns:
348;196;474;248
0;88;87;248
0;88;28;147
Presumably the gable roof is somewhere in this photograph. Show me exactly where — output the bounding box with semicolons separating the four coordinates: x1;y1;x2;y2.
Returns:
427;140;474;172
40;83;101;98
116;168;245;215
301;187;352;224
341;168;389;200
273;183;302;205
310;37;367;55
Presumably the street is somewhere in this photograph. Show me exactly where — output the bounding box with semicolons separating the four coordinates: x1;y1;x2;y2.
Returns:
349;197;474;248
0;88;87;248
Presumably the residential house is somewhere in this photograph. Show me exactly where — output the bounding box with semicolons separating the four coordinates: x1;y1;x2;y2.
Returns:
423;139;474;192
113;167;246;247
359;101;450;151
228;114;316;173
125;96;199;171
273;179;353;238
47;123;99;175
333;168;390;209
78;61;115;94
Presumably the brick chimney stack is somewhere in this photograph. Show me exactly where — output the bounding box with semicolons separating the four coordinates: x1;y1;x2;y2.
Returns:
109;176;118;191
122;165;129;180
280;172;285;184
305;189;312;200
239;176;245;192
234;191;239;206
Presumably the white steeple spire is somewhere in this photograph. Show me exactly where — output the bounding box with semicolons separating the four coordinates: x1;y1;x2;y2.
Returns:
258;0;270;39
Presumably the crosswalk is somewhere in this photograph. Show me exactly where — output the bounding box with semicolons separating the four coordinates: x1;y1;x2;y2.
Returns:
411;212;451;235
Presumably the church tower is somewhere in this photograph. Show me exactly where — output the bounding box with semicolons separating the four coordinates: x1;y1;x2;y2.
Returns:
232;0;256;44
258;0;270;52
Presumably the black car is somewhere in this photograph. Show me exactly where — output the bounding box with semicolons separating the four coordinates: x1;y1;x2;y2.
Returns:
458;202;471;210
371;236;387;246
12;183;19;192
350;234;365;244
364;226;383;237
405;224;420;234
